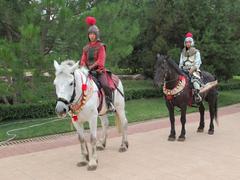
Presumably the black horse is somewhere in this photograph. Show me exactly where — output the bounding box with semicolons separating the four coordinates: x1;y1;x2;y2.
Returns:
154;54;218;141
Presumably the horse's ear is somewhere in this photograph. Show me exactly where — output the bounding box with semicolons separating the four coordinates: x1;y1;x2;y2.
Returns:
70;61;79;72
54;60;60;71
157;53;161;59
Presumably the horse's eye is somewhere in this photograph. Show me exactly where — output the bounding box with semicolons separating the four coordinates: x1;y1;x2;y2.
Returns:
70;82;73;86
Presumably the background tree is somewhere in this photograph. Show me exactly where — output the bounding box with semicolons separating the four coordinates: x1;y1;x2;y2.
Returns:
124;0;240;80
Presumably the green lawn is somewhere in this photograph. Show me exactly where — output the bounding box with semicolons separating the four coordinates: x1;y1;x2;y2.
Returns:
122;80;154;90
1;89;240;142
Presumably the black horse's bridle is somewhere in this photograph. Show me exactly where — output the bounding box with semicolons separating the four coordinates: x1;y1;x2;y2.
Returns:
56;72;76;106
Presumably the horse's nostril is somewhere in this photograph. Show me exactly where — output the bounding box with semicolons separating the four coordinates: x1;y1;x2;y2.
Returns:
63;108;66;113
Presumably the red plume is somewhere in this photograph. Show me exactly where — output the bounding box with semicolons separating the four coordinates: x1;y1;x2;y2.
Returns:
185;32;193;38
85;16;96;26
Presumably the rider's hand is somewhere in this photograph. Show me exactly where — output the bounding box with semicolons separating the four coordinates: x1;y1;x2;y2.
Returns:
189;67;196;75
89;65;94;70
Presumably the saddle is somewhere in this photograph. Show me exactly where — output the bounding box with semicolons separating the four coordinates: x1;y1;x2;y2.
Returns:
181;70;217;106
90;70;120;112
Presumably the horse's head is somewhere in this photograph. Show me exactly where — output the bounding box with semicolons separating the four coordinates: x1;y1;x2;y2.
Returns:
53;60;79;117
154;53;169;87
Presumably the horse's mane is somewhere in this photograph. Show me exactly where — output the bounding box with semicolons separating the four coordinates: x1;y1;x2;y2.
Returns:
61;60;76;67
55;60;77;75
58;60;89;77
166;57;184;75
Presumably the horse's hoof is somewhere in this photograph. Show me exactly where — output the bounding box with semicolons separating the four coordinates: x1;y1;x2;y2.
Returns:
77;161;88;167
124;141;129;148
87;165;97;171
168;136;176;141
208;130;214;135
197;128;204;133
87;159;98;171
96;142;105;151
177;136;185;142
78;154;89;166
119;145;127;152
97;145;105;151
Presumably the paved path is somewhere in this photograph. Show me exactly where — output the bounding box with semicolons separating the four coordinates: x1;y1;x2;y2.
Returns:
0;104;240;180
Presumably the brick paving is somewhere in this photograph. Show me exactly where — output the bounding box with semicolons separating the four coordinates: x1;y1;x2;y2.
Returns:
0;104;239;180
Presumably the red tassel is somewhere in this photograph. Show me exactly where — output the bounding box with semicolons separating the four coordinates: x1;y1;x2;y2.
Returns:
72;115;78;122
179;75;185;81
166;95;173;100
82;84;87;91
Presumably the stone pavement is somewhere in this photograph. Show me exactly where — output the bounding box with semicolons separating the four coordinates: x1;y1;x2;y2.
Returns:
0;104;240;180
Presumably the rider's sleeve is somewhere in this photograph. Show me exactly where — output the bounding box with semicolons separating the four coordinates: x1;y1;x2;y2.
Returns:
194;51;202;69
80;49;87;66
179;53;184;69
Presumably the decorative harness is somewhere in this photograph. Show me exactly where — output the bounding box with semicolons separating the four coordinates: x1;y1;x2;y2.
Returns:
163;75;187;101
56;71;93;122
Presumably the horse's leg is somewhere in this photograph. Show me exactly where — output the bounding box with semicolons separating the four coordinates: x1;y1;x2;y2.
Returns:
178;105;187;141
74;122;89;167
87;115;98;171
208;100;215;135
114;82;128;152
97;114;109;151
116;109;128;152
197;102;205;132
167;104;176;141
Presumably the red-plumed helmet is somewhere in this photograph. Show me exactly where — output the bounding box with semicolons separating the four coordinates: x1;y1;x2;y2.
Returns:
184;32;194;46
85;16;100;41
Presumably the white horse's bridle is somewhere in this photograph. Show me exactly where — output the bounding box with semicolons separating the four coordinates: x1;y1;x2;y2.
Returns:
56;72;77;107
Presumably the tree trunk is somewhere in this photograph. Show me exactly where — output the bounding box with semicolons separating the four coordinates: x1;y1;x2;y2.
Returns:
1;96;10;104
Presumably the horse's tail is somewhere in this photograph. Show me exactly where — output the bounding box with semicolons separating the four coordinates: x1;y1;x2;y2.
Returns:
115;111;122;133
114;80;125;134
214;96;219;126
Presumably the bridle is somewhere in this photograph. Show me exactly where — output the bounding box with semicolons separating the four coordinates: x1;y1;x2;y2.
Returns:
56;72;77;106
162;62;179;85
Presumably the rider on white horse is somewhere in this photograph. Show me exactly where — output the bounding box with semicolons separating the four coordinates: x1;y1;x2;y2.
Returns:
54;17;128;171
79;16;115;111
179;32;202;103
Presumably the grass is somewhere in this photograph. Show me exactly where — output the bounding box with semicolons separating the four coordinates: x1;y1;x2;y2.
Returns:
122;80;154;90
1;89;240;142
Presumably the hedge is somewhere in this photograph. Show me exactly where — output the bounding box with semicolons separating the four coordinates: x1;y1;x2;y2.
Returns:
0;82;239;122
0;103;55;122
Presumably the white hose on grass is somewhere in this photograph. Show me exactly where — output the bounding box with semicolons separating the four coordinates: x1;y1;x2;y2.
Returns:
0;117;67;146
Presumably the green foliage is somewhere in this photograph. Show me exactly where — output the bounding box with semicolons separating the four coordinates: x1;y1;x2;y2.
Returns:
0;102;55;122
1;79;240;122
124;0;240;80
0;0;142;104
0;0;240;105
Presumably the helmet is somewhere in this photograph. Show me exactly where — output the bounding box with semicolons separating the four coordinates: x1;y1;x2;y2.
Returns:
184;32;194;46
85;16;100;41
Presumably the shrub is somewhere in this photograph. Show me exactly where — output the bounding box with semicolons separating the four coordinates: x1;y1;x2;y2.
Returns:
0;82;240;122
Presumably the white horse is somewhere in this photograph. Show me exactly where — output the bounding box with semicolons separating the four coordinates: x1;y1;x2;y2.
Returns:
53;60;128;171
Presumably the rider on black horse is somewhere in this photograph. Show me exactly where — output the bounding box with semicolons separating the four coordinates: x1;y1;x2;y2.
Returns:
79;16;115;111
179;32;202;103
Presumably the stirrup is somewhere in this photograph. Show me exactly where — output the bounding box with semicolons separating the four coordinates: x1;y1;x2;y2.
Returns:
107;102;116;112
194;94;202;103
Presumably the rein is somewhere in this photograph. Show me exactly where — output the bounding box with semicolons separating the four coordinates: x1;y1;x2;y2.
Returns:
69;72;93;121
164;77;179;84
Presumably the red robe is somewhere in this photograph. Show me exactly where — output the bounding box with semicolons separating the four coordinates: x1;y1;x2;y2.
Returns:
80;41;106;72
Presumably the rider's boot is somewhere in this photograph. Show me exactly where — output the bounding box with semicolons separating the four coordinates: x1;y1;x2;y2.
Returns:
105;95;116;112
193;82;202;103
